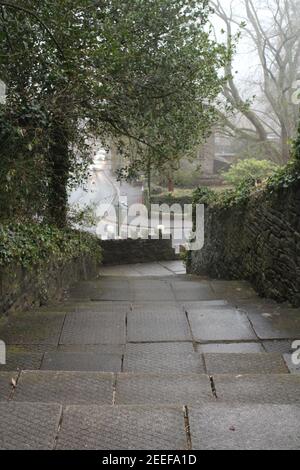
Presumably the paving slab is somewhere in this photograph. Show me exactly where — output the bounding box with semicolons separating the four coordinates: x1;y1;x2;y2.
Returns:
123;352;204;374
0;352;43;371
214;374;300;404
13;371;114;405
183;301;229;311
57;405;187;450
171;281;215;301
0;372;18;400
59;311;126;345
187;310;256;342
0;311;65;345
199;342;264;353
131;301;181;315
211;281;257;299
58;344;125;354
90;280;133;302
246;311;300;340
125;342;194;354
204;353;288;375
0;402;62;450
132;280;175;301
263;340;293;354
7;344;57;353
127;310;191;342
189;404;300;450
41;352;122;372
65;301;130;315
159;261;186;275
115;373;214;405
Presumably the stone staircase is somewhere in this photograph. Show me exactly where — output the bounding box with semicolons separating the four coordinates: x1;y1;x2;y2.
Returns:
0;265;300;450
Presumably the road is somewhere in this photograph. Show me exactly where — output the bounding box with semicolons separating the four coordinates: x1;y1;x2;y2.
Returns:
69;148;193;248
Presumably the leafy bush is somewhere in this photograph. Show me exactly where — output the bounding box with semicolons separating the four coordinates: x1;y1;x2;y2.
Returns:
0;223;102;268
222;159;279;186
192;186;217;205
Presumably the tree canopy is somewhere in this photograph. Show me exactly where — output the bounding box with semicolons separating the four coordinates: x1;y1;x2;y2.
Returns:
0;0;228;225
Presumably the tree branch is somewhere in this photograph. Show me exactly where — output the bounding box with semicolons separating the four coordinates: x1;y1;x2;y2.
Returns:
0;1;64;58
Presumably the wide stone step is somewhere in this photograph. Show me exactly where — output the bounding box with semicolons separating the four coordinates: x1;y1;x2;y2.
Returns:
1;402;300;450
1;350;292;374
1;371;300;406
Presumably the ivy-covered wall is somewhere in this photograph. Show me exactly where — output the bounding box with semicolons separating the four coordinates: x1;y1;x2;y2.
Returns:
0;224;102;315
187;175;300;307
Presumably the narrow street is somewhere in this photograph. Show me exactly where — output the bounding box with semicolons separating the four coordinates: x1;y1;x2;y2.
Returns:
0;262;299;450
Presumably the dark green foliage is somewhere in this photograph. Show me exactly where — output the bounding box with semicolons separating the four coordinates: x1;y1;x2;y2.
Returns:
0;223;101;268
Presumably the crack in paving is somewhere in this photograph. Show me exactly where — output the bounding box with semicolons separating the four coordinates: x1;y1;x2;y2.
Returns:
54;406;64;450
209;375;218;399
183;406;192;450
8;370;21;401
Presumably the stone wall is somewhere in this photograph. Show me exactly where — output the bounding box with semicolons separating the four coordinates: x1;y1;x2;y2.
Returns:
0;255;99;316
100;238;179;265
187;182;300;306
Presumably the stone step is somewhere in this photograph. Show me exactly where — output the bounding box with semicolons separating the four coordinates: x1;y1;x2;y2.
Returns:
1;401;300;450
1;350;293;374
1;371;300;406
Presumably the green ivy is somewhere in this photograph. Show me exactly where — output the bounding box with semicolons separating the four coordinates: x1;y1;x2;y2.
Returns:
0;223;102;268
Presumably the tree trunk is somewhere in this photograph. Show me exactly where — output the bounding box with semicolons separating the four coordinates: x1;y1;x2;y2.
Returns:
47;124;70;228
281;126;290;163
168;177;174;193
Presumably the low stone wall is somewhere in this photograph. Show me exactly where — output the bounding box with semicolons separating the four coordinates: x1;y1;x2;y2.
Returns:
100;238;179;265
0;255;99;316
187;181;300;306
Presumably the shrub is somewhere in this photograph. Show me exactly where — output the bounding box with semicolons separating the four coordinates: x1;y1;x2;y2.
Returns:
0;223;102;268
222;158;279;186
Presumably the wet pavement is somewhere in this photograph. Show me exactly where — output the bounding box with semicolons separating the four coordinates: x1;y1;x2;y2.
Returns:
0;261;300;449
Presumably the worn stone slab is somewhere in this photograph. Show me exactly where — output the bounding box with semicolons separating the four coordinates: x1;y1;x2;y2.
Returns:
246;311;300;340
41;352;122;372
57;405;187;450
204;353;288;375
116;373;214;405
125;342;194;355
187;310;256;342
283;353;300;374
123;352;204;374
214;374;300;404
69;281;133;301
183;301;229;312
0;311;65;345
127;310;191;342
263;340;293;354
13;371;114;405
90;280;133;302
59;312;126;345
199;343;264;353
73;302;130;315
58;344;125;354
7;344;57;353
211;281;257;300
189;404;300;450
0;402;62;450
171;281;215;301
131;302;181;315
132;280;175;301
0;352;43;371
0;372;18;400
